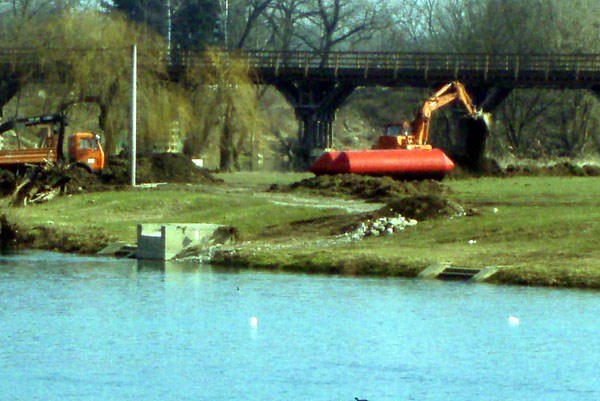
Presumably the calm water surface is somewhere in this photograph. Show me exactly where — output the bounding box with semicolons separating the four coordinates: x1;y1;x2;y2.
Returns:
1;251;599;401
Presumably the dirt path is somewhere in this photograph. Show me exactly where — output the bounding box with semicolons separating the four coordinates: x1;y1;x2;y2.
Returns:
256;192;384;213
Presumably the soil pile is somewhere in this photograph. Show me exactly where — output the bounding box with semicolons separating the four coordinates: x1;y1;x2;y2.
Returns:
271;174;463;222
1;153;223;205
385;194;467;220
504;161;600;177
447;157;504;178
450;158;600;178
103;153;223;186
272;174;451;203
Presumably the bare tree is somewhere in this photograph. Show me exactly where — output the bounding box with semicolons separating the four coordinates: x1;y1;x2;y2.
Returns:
430;0;557;53
495;90;558;157
294;0;382;62
263;0;314;51
223;0;274;49
545;91;599;157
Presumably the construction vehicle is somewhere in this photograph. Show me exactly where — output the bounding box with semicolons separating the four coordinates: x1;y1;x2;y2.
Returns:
0;114;105;173
310;81;488;179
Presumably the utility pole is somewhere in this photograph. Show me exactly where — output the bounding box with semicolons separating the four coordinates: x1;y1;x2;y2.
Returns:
130;44;137;187
167;0;172;62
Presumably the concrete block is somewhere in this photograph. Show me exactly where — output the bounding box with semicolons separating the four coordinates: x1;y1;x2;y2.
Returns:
418;262;451;279
97;241;136;258
471;266;500;282
137;223;235;261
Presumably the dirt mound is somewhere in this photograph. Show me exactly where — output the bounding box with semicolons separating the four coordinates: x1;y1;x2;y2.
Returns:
446;158;600;178
504;161;600;177
272;174;451;203
2;153;223;206
103;153;223;185
447;157;504;178
270;174;462;222
385;194;466;220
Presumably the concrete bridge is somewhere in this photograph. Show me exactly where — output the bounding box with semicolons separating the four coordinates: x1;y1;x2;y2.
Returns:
174;50;600;156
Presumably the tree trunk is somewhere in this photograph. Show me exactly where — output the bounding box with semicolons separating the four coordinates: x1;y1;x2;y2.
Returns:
219;103;236;172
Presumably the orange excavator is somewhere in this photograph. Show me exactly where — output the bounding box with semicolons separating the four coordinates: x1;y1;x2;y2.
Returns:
310;81;488;179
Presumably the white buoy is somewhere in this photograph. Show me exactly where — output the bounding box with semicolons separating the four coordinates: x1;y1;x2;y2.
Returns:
249;316;259;328
508;315;520;326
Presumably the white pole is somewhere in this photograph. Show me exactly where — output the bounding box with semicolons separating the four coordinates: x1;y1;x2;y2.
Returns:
130;44;137;187
167;0;172;61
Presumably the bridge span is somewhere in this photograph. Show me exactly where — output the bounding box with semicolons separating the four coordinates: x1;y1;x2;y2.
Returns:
3;49;600;160
176;50;600;156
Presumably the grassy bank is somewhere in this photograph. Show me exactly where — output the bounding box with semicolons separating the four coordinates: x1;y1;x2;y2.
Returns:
3;173;600;288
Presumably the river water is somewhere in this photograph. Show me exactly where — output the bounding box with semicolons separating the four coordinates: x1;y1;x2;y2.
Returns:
1;251;599;401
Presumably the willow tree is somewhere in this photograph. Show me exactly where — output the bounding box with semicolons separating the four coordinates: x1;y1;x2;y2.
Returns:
185;48;263;171
1;10;200;155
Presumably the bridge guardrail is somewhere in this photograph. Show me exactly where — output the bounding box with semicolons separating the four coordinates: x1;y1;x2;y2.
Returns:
2;48;600;81
239;51;600;73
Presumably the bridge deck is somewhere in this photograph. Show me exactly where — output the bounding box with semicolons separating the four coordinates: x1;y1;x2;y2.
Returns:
3;49;600;87
179;51;600;88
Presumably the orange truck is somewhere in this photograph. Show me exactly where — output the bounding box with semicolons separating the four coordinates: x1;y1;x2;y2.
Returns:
0;114;105;173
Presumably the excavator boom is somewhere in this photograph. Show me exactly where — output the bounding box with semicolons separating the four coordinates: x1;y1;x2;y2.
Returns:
0;114;66;136
411;81;479;146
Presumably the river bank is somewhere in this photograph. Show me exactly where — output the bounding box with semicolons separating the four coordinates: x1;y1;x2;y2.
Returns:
1;173;599;289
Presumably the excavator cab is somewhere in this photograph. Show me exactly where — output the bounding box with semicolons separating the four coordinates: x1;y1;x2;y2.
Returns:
67;132;105;172
375;122;431;150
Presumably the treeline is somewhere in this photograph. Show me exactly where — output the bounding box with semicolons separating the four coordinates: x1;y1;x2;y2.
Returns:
0;0;599;169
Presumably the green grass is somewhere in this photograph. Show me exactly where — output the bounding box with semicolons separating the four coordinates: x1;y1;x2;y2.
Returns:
4;175;600;288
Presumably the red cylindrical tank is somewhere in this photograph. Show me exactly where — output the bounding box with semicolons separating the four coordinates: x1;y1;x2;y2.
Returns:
309;151;340;175
310;148;454;178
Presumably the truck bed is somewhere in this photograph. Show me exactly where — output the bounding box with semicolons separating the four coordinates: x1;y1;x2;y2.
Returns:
0;147;58;166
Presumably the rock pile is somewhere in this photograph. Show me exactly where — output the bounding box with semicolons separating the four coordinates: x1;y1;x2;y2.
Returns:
343;214;418;241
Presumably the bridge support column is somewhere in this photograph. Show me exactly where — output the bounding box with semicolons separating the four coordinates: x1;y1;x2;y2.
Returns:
450;86;513;171
472;86;513;112
592;86;600;102
273;79;355;165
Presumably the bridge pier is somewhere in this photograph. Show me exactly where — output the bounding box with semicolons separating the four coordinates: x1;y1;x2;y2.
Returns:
472;86;513;112
273;79;355;164
459;87;512;172
443;86;512;171
592;85;600;101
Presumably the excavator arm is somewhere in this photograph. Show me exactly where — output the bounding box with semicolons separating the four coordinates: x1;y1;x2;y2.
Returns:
0;114;66;137
412;82;479;145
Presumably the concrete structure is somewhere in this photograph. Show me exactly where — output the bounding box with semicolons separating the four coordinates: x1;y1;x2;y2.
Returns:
136;223;235;261
418;262;500;282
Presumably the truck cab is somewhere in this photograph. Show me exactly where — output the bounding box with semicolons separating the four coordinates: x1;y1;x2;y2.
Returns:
67;132;105;172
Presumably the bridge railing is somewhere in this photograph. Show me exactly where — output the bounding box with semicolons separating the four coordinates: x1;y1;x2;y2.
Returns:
3;48;600;81
238;50;600;73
